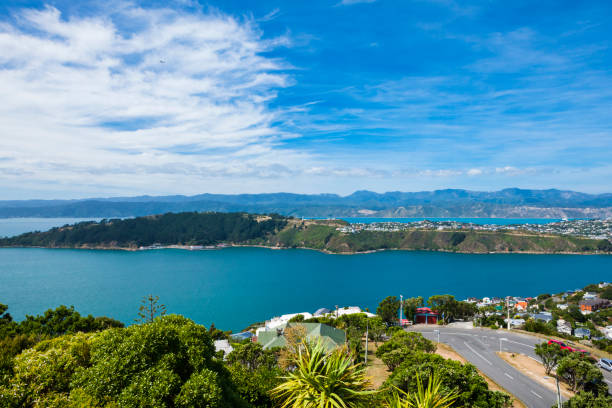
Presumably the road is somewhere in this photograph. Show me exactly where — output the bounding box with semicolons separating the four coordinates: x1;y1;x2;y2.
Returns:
408;325;612;408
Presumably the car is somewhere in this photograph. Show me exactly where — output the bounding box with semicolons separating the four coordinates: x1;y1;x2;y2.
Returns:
599;358;612;372
548;339;574;352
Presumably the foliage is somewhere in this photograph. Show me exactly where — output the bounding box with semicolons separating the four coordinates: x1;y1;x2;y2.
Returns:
376;331;436;364
0;315;248;407
600;286;612;300
556;354;607;394
524;319;556;336
18;305;124;337
226;342;277;371
378;296;401;325
368;317;387;345
278;325;307;370
535;342;568;375
386;372;458;408
271;338;374;408
1;212;288;247
561;391;612;408
384;352;511;408
426;295;477;324
402;297;424;322
135;294;167;323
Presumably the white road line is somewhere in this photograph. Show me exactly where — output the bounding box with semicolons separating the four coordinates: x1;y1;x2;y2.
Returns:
528;356;541;363
504;373;514;380
463;341;493;365
530;390;543;399
505;339;536;349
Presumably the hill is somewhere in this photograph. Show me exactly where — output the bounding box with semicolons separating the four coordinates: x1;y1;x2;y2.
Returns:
1;188;612;219
1;212;610;254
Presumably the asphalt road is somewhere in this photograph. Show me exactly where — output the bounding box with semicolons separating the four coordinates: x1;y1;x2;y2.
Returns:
407;325;612;408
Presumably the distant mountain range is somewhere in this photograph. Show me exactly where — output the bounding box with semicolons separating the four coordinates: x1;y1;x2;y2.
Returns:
1;188;612;219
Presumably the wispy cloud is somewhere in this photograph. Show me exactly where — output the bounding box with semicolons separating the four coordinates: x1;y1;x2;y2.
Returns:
339;0;377;6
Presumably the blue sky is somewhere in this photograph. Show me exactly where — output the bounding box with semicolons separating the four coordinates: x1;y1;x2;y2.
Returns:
0;0;611;198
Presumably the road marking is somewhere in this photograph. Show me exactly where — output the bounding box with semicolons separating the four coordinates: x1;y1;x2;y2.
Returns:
505;339;536;349
605;379;612;386
528;356;541;363
504;373;514;380
463;341;493;365
530;390;543;399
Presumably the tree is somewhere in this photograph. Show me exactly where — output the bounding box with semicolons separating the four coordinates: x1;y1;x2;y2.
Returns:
376;331;436;361
427;295;458;324
403;297;424;322
557;354;607;394
385;352;512;408
378;296;401;326
535;342;567;375
561;391;612;407
386;371;458;408
272;339;374;408
600;286;612;300
136;294;166;323
226;342;276;371
368;317;387;345
0;315;249;407
278;325;307;370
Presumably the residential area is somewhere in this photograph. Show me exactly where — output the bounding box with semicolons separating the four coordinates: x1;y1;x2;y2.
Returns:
211;281;612;408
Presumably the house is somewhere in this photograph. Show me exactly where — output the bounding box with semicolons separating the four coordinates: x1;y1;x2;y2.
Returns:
557;319;572;336
214;340;234;358
531;312;553;323
313;307;331;316
230;332;254;342
604;325;612;340
583;292;598;300
514;301;528;312
256;322;346;351
599;282;610;288
414;307;438;324
574;327;591;339
579;299;611;314
504;318;525;328
557;304;568;310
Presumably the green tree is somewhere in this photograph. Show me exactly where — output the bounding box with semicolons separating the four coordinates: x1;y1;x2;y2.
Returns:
427;295;458;324
226;342;276;371
368;317;387;345
557;354;607;394
385;353;511;408
272;339;374;408
386;371;458;408
535;342;567;375
1;315;248;407
403;297;424;322
136;294;167;323
376;331;436;361
561;391;612;407
378;296;401;326
600;286;612;300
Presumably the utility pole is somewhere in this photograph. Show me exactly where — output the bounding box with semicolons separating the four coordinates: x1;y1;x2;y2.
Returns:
506;296;511;330
556;374;563;407
365;319;369;364
335;305;339;319
400;294;403;325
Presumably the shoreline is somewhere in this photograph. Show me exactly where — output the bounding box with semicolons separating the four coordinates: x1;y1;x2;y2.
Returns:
0;243;609;256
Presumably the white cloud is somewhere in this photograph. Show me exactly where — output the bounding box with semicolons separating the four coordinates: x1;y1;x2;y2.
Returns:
339;0;377;5
0;5;312;195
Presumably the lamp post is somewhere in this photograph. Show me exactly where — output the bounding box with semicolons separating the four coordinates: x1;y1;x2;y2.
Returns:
400;294;403;325
499;337;507;353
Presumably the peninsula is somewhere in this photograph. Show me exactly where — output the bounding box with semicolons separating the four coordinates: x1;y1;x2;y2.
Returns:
1;212;611;255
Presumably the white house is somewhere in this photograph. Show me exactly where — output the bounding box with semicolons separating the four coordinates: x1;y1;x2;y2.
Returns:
557;319;572;336
214;340;234;359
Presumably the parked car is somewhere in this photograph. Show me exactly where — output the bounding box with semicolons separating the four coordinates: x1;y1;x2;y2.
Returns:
548;339;574;352
598;358;612;372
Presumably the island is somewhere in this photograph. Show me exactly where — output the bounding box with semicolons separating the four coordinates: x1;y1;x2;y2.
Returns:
1;212;611;254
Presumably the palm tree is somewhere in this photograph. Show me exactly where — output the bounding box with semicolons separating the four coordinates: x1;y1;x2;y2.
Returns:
271;338;375;408
386;372;458;408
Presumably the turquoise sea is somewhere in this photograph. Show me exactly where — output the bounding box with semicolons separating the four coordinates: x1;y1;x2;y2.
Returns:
1;247;610;332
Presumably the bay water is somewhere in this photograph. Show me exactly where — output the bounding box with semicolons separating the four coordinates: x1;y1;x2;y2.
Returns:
1;247;610;332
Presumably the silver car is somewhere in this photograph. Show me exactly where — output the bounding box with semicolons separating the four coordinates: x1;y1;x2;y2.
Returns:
598;358;612;372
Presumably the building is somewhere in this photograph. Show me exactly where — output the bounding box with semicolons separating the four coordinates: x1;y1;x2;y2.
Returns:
530;312;553;323
514;301;528;312
505;318;525;328
230;332;254;342
599;282;610;288
579;299;611;314
256;322;346;351
574;327;591;339
557;319;572;336
583;292;598;300
557;304;568;310
214;340;234;358
414;307;438;324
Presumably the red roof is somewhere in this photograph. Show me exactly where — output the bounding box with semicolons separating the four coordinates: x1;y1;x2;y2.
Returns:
415;307;437;314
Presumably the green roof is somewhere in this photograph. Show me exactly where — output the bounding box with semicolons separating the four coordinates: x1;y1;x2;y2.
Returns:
257;322;346;351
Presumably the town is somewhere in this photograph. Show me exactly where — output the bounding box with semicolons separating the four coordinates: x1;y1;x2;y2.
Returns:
336;218;612;240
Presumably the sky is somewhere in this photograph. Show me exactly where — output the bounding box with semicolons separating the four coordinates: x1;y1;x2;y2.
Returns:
0;0;611;199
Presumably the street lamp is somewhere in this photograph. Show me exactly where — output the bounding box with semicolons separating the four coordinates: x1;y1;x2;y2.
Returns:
499;337;507;353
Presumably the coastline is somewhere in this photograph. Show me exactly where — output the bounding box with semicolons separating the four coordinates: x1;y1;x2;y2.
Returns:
0;242;609;256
